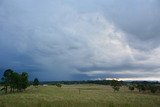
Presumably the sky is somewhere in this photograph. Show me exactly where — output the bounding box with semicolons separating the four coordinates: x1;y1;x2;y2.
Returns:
0;0;160;81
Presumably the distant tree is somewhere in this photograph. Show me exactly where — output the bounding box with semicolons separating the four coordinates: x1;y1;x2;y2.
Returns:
149;85;157;93
157;86;160;92
128;85;134;92
56;83;62;88
110;79;122;92
136;84;146;92
33;78;39;87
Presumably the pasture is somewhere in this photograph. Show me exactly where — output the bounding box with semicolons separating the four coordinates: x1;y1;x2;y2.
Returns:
0;84;160;107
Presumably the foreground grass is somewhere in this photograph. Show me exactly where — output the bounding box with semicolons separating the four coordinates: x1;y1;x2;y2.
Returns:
0;84;160;107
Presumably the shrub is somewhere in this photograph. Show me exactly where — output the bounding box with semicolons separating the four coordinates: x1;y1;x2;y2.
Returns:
33;78;39;87
56;83;62;88
110;79;122;92
149;85;157;93
135;84;146;92
128;85;134;91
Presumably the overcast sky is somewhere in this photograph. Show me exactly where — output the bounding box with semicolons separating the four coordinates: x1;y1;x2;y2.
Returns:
0;0;160;81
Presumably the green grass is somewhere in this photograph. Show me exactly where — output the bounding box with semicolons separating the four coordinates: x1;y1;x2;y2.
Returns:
0;84;160;107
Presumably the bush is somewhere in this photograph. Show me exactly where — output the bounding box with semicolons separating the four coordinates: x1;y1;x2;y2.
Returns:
150;85;157;93
110;79;122;92
33;78;39;87
56;83;62;88
112;86;120;91
128;85;134;91
135;84;146;92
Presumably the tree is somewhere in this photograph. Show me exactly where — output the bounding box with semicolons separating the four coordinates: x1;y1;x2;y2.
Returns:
136;84;146;92
33;78;39;87
128;85;134;92
10;72;19;92
56;83;62;88
149;85;157;93
1;69;29;93
18;72;29;91
1;69;14;93
110;79;122;92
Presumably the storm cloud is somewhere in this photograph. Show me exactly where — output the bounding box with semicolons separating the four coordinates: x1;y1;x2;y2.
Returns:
0;0;160;81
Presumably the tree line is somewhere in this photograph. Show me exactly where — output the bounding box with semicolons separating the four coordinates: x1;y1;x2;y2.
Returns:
128;81;160;93
42;79;160;93
109;79;160;93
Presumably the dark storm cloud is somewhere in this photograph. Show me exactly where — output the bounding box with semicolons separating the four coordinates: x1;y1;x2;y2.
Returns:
76;63;160;73
0;0;160;80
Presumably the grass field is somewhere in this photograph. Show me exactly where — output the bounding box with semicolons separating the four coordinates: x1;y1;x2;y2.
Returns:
0;84;160;107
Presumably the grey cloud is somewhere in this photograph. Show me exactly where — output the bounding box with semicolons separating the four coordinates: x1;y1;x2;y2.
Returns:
0;0;160;80
68;0;160;50
76;64;159;73
103;0;160;50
